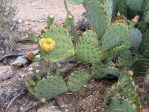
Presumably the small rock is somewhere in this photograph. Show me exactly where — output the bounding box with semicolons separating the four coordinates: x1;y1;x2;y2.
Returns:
12;16;19;23
29;67;33;71
39;19;45;22
11;56;28;67
37;107;61;112
24;21;30;25
17;19;23;24
0;66;13;80
50;106;56;110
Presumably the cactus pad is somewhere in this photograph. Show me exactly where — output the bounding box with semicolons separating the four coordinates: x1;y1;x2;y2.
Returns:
106;40;131;57
126;0;143;12
67;70;91;92
76;39;103;63
139;32;149;57
129;28;142;53
116;50;132;69
80;30;99;44
131;59;149;76
40;26;75;62
83;0;112;37
101;23;129;52
118;0;128;17
34;75;67;100
112;0;118;19
143;9;149;24
91;63;120;78
107;97;136;112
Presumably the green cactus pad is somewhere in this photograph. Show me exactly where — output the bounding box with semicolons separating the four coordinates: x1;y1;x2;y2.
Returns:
107;97;136;112
139;32;149;57
83;0;112;37
34;75;67;100
76;39;103;63
118;0;128;17
116;50;132;69
91;63;120;78
143;9;149;24
112;0;118;19
101;23;129;52
120;76;142;111
67;70;91;92
131;59;149;76
40;26;75;62
129;28;142;53
142;0;149;13
79;30;99;44
106;40;131;57
126;0;143;12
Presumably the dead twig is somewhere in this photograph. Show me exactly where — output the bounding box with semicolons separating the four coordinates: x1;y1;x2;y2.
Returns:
0;53;23;62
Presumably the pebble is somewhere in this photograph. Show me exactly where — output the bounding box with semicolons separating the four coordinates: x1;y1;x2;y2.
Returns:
24;21;30;25
0;66;13;80
29;67;33;71
17;19;23;24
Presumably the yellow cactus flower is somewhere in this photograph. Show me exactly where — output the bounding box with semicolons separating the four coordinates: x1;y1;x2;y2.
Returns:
39;38;46;46
39;38;55;52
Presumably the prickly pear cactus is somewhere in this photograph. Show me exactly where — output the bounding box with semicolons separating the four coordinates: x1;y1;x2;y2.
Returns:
32;75;67;100
131;59;149;76
143;9;149;24
75;31;103;63
67;70;91;92
83;0;113;37
91;62;120;78
101;23;130;52
79;30;99;44
106;40;131;57
126;0;143;12
116;50;132;69
105;74;142;112
129;28;142;53
139;32;149;57
107;97;136;112
40;26;75;62
118;0;128;17
112;0;118;19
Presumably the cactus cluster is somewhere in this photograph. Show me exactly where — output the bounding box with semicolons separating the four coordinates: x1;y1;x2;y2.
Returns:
27;70;90;100
105;74;142;112
116;0;149;24
26;0;149;111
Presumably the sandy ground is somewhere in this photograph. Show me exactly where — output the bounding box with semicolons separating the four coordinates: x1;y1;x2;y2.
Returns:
12;0;85;37
14;0;85;24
